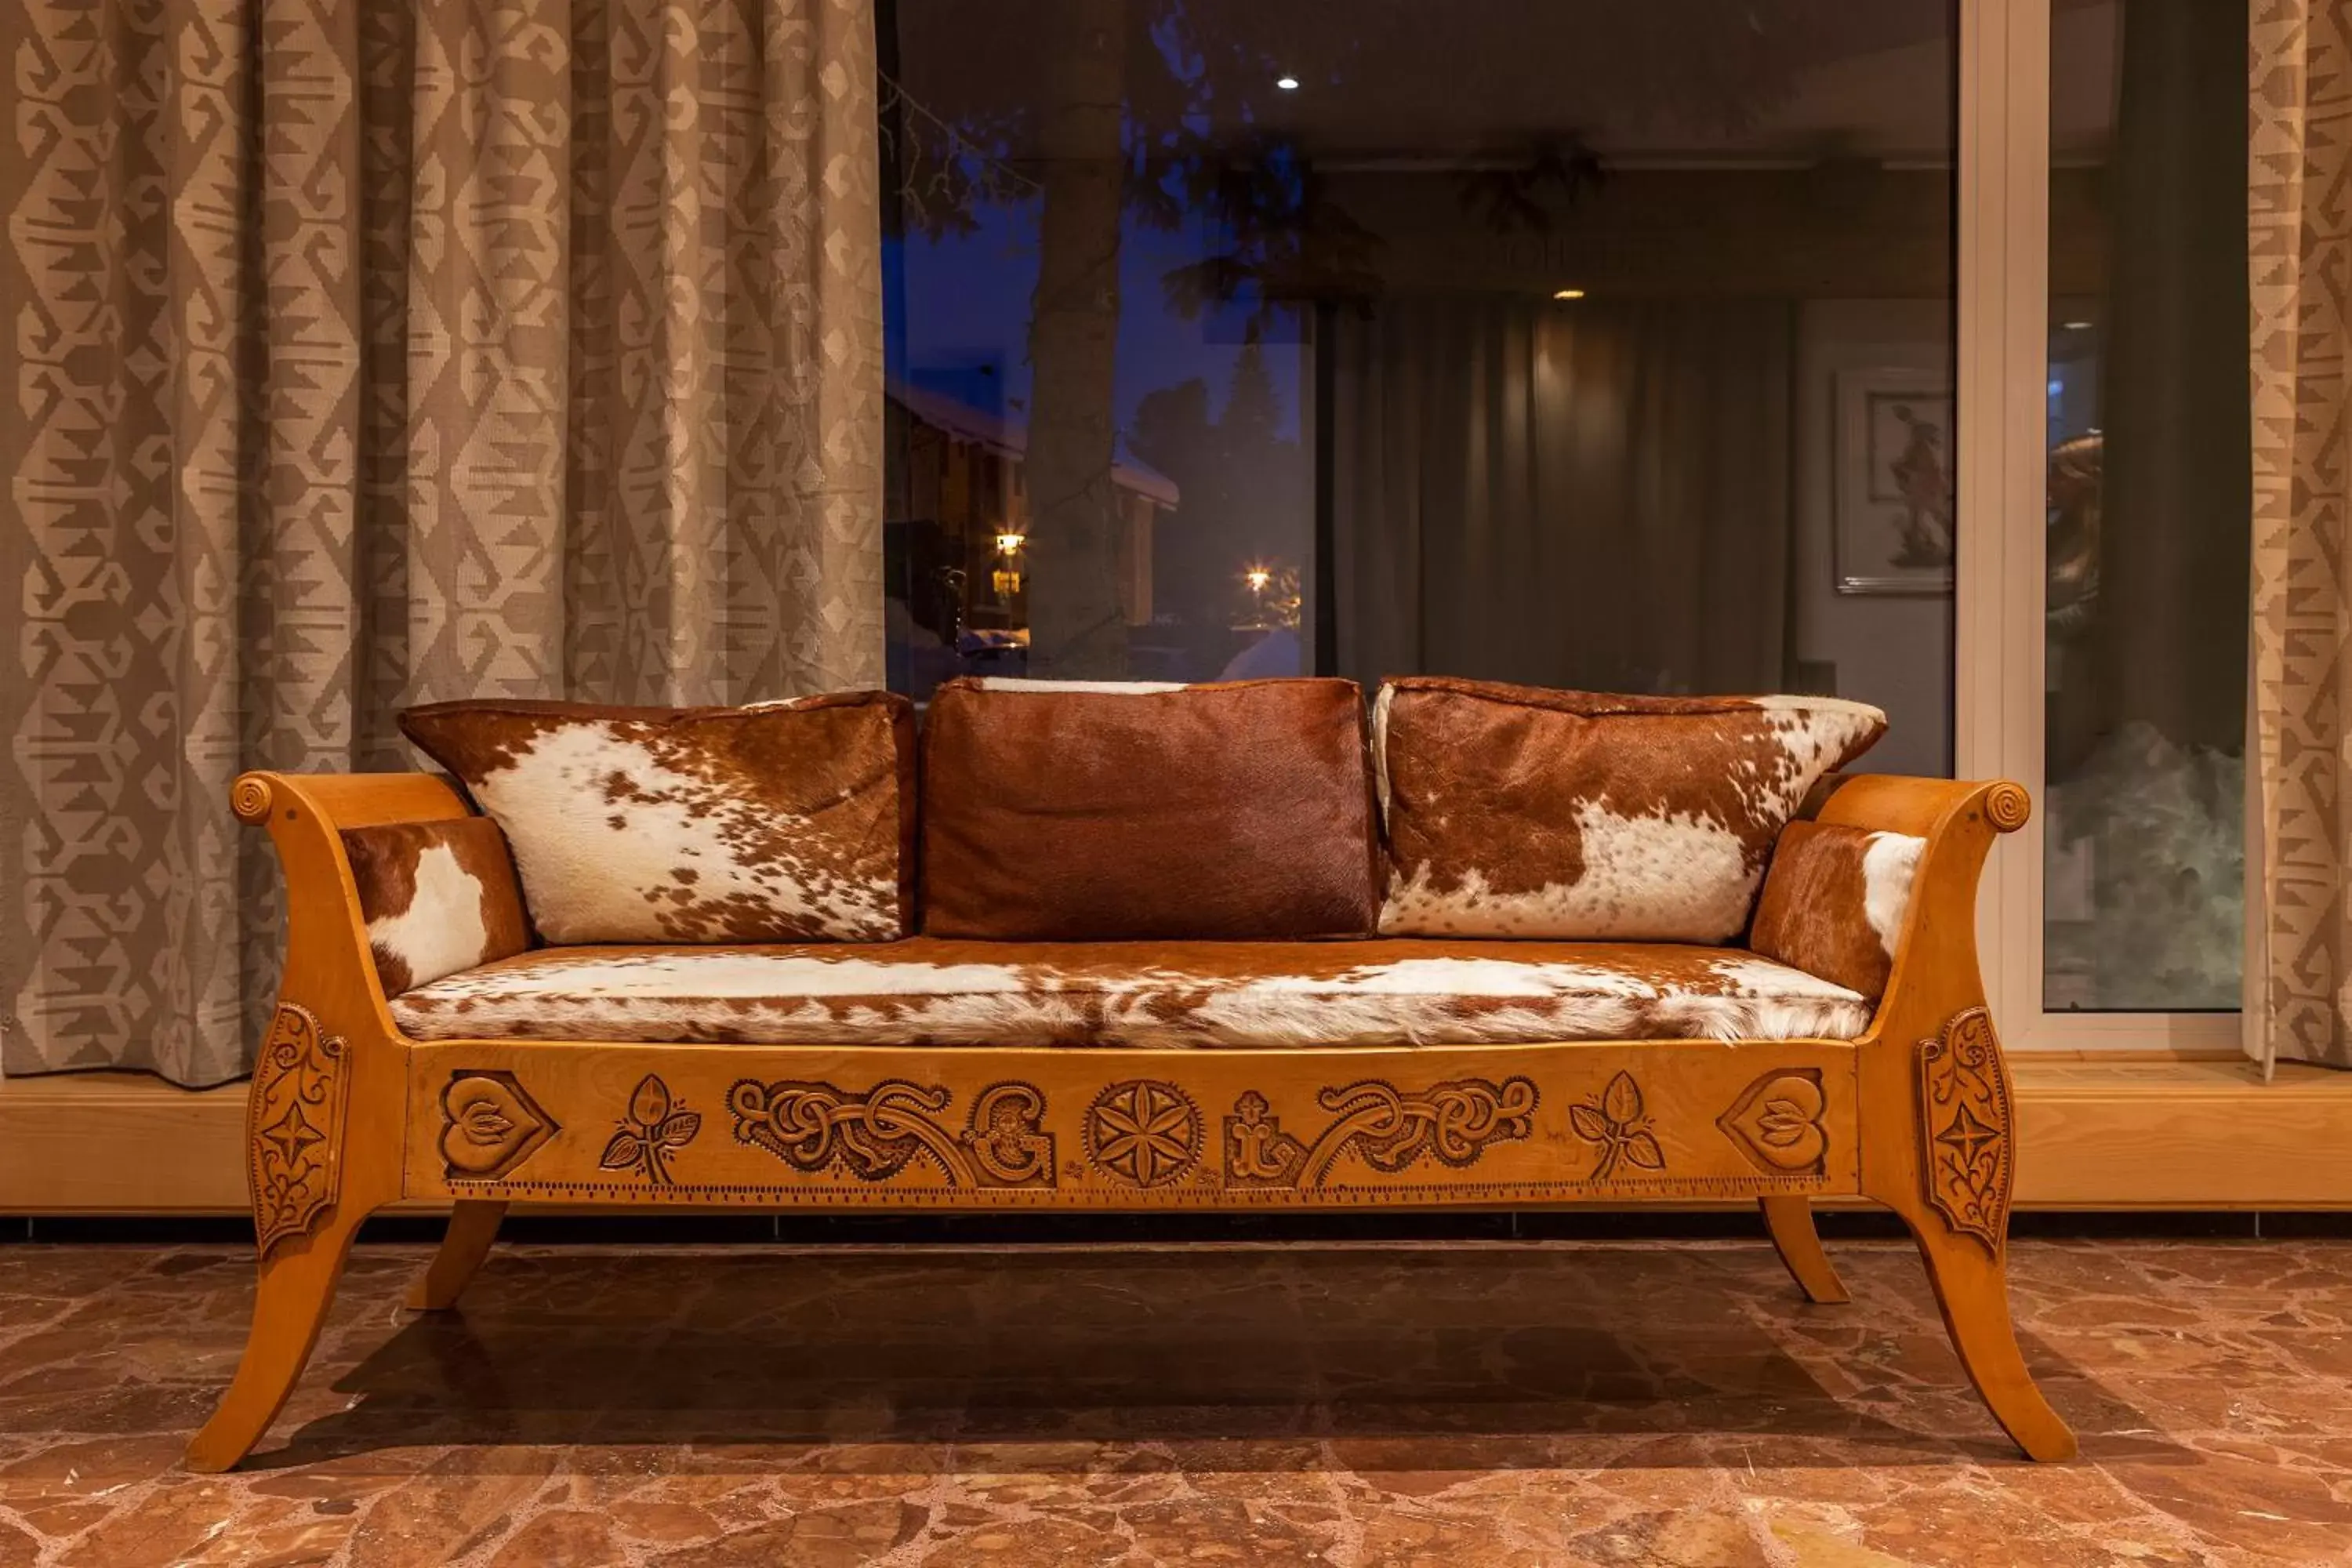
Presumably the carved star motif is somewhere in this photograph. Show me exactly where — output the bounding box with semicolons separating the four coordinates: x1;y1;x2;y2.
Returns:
1935;1102;2003;1169
259;1100;322;1171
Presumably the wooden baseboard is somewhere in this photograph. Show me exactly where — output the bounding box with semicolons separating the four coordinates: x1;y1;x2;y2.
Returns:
2;1056;2347;1214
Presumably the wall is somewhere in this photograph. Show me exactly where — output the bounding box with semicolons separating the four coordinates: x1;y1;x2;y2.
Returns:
1793;299;1955;779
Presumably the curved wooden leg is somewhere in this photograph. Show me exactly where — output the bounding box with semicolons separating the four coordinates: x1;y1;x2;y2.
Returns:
405;1200;507;1312
185;1209;369;1472
1758;1196;1849;1305
1903;1213;2077;1461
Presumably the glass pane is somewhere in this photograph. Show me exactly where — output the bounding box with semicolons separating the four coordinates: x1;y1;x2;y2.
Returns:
2043;0;2250;1011
883;0;1958;775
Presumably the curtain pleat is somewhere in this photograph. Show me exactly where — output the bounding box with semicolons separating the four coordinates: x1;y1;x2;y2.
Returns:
1330;296;1795;697
2248;0;2352;1069
0;0;884;1085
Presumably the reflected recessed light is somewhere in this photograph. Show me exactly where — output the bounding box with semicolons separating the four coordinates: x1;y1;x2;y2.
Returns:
1275;74;1301;90
2062;319;2092;331
1552;287;1587;301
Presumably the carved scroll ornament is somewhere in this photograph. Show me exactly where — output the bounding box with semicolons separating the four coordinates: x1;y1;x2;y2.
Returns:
1223;1076;1538;1190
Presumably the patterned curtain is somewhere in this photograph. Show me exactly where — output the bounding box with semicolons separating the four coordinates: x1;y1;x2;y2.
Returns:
1;0;884;1086
2249;0;2352;1070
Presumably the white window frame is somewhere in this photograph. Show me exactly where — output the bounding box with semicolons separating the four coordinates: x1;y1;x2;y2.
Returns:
1955;0;2242;1057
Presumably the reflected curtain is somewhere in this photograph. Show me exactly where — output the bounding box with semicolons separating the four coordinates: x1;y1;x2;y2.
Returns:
1329;296;1795;695
2249;0;2352;1069
0;0;884;1085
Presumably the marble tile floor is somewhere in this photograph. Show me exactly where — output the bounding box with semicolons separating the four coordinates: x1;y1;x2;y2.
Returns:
0;1236;2347;1566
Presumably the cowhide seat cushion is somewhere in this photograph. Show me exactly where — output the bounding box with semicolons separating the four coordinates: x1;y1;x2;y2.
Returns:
387;938;1872;1048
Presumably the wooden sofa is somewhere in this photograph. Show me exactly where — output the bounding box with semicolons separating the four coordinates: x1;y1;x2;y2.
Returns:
187;682;2075;1469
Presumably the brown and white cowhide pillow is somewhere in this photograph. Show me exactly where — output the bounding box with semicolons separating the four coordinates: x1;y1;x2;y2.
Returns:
920;677;1382;940
340;818;532;996
1748;820;1926;1000
398;694;916;945
1374;678;1887;942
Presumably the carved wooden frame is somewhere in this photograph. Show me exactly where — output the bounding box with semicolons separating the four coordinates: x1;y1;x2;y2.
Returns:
187;768;2078;1471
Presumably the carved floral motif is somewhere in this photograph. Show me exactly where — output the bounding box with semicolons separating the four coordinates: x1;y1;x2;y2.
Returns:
1570;1071;1666;1181
599;1075;702;1186
1085;1080;1201;1187
728;1078;1055;1188
249;1004;351;1258
1221;1077;1538;1190
440;1072;558;1181
1916;1007;2014;1253
1716;1069;1828;1175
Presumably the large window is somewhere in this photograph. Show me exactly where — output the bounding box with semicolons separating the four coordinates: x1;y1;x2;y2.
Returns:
883;0;1961;778
2042;0;2249;1012
880;0;2256;1041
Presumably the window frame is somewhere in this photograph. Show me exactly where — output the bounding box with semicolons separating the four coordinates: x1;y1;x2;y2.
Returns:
1955;0;2244;1056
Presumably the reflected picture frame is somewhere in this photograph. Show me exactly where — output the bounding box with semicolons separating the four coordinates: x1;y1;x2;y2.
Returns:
1833;368;1956;596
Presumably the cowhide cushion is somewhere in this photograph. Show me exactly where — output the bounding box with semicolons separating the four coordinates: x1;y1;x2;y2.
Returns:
1748;820;1926;1000
919;677;1381;941
340;818;532;996
1374;679;1888;942
388;937;1871;1047
398;693;916;945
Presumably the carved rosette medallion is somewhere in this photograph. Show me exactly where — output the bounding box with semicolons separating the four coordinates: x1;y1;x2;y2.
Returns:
598;1075;702;1187
729;1078;1055;1189
440;1072;558;1181
1085;1080;1201;1188
1221;1076;1538;1191
1569;1072;1666;1181
1716;1069;1828;1176
1916;1007;2015;1253
248;1003;351;1258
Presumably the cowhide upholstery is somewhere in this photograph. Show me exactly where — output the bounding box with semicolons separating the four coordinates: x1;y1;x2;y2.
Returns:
1748;820;1926;1001
398;694;915;945
920;677;1381;941
1374;679;1887;942
340;819;532;996
388;938;1872;1047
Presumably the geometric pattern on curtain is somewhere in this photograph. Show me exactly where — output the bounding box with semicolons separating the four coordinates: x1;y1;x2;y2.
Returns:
2249;0;2352;1069
1;0;884;1085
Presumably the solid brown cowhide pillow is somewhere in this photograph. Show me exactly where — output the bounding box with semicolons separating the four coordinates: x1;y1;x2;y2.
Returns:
1374;678;1887;942
920;677;1381;940
399;693;915;945
341;818;532;995
1748;819;1926;1001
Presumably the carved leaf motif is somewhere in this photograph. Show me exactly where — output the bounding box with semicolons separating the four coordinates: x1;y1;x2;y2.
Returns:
461;1105;515;1145
1601;1072;1642;1125
1759;1100;1810;1148
1715;1070;1830;1177
1570;1072;1664;1183
438;1073;558;1181
602;1075;698;1186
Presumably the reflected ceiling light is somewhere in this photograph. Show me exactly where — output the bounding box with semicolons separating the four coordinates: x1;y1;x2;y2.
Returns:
2061;319;2092;331
1275;74;1301;90
1552;287;1587;300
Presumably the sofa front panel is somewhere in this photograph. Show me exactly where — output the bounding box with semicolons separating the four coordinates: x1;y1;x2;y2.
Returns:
406;1038;1860;1207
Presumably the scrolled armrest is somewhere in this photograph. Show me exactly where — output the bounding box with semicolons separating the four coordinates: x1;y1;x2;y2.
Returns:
1790;772;2026;1044
234;770;474;1041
